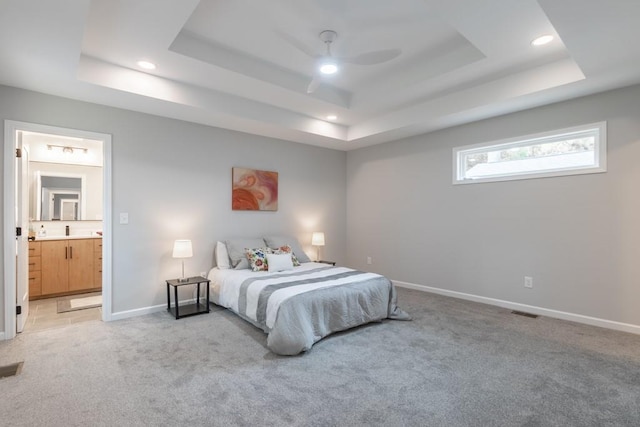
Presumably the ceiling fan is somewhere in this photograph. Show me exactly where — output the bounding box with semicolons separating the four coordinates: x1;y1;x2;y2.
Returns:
284;30;402;93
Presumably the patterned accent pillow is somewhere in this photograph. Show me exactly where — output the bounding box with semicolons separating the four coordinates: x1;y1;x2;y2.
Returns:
272;245;300;266
244;247;271;272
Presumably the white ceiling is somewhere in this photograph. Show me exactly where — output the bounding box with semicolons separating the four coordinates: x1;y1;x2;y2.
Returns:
1;0;640;151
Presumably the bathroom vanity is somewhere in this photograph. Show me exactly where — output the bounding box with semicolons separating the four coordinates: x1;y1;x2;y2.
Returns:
29;237;102;299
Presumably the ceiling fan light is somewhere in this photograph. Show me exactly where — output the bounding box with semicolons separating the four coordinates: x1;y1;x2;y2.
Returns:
319;62;338;75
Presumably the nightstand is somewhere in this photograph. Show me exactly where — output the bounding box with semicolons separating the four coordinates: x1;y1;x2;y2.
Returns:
317;260;336;266
166;276;210;319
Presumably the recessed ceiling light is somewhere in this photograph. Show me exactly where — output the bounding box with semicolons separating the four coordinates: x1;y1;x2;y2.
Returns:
137;60;156;70
531;35;554;46
326;115;337;121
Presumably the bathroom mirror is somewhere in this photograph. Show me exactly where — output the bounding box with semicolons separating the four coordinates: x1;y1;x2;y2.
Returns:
35;172;85;220
30;166;102;221
25;130;104;222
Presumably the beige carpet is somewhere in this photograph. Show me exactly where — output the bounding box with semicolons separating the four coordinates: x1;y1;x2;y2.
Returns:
2;288;639;426
57;293;102;313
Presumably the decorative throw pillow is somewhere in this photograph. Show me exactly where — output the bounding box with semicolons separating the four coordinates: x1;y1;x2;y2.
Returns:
266;253;294;272
272;245;300;266
244;247;271;272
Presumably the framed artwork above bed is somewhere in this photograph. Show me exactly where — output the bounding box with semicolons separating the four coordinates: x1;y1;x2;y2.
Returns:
232;167;278;211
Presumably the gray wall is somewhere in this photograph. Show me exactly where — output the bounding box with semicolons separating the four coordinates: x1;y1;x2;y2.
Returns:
347;84;640;327
1;85;346;330
3;82;640;335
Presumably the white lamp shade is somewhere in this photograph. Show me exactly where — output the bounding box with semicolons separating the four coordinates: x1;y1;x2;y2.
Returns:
172;240;193;258
311;232;325;246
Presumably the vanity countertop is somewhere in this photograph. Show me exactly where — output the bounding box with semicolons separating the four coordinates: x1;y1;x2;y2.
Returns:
32;235;102;241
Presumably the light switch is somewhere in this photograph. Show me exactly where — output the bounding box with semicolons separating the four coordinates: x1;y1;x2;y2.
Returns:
119;212;129;224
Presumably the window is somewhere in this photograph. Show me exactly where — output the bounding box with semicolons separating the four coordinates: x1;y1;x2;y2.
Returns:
453;122;607;184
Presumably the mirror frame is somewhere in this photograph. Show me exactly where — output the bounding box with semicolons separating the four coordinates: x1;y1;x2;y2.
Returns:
35;171;87;221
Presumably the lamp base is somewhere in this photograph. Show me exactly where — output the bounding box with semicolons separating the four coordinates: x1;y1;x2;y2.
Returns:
177;277;189;283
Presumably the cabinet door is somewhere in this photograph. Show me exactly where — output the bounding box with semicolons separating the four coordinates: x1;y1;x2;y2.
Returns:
41;240;69;295
68;239;95;291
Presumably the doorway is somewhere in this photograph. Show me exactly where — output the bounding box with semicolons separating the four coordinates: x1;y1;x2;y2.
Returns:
3;120;112;340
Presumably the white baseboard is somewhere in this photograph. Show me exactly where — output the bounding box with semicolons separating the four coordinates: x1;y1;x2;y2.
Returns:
110;298;207;321
393;280;640;335
110;303;167;321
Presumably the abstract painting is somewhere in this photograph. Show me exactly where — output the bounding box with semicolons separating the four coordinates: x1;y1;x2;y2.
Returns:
232;167;278;211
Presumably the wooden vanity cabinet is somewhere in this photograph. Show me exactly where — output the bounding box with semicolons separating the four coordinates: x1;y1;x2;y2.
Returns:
28;241;42;297
94;238;103;287
40;238;99;296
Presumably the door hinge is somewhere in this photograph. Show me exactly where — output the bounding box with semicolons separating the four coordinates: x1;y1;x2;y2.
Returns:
16;148;22;158
16;227;22;237
16;305;22;315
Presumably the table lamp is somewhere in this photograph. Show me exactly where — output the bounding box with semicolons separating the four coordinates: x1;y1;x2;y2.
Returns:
311;232;325;262
172;239;193;282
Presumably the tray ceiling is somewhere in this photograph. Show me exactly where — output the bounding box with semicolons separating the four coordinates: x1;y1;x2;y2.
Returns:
1;0;640;150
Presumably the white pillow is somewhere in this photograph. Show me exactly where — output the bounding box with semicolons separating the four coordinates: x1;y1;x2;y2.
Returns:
215;241;231;269
266;253;294;272
263;236;311;263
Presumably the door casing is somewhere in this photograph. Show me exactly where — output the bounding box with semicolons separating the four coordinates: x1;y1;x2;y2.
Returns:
3;120;113;340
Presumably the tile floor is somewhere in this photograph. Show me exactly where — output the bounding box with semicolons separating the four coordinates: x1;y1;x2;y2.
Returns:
22;293;102;333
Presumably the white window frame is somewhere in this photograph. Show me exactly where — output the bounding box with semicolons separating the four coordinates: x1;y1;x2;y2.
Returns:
453;122;607;185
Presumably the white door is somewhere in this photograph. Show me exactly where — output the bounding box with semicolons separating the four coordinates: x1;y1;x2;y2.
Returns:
16;137;29;332
60;199;78;220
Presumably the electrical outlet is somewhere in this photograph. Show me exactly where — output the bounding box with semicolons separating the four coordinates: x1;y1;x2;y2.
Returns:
524;276;533;288
366;256;372;265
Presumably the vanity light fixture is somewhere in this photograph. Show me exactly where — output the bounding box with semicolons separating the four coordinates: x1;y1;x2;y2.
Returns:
47;144;88;155
531;34;554;46
137;60;156;70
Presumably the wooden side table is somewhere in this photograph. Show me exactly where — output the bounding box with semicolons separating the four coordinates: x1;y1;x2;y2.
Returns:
166;276;210;319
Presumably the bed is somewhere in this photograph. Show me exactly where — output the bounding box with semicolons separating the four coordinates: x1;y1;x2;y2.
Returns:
208;237;410;355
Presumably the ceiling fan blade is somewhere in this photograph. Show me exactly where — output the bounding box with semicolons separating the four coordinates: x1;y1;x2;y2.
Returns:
275;30;318;58
306;76;321;93
339;48;402;65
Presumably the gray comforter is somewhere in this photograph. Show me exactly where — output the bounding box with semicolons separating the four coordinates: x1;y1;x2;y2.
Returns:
234;266;411;355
